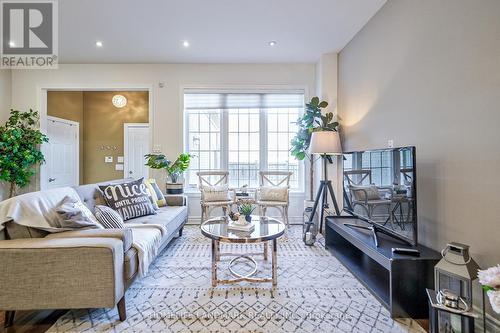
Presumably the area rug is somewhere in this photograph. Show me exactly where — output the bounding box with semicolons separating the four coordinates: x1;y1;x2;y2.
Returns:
48;226;425;333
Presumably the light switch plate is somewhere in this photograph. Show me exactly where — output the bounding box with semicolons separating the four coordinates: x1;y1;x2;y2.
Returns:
115;164;124;171
105;156;113;163
153;144;162;153
117;156;124;163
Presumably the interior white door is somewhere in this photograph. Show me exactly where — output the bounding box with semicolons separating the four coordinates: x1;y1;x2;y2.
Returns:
46;116;79;189
124;124;150;180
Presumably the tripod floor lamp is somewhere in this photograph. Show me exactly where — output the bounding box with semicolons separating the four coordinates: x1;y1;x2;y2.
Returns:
306;131;342;235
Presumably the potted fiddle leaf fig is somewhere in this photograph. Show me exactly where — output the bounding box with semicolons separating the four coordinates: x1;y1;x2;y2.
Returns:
290;97;338;202
145;153;191;194
0;109;49;198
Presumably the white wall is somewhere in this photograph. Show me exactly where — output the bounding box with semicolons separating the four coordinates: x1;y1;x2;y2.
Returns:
9;63;315;221
315;53;342;210
0;70;12;200
338;0;500;322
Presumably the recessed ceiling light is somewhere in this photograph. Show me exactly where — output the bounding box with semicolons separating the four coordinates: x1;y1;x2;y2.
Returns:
95;41;103;47
268;41;277;47
182;40;190;48
8;41;15;47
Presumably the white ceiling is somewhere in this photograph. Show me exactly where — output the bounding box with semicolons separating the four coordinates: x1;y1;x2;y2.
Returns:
58;0;386;64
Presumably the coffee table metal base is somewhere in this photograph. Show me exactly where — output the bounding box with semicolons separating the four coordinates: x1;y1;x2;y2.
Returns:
211;239;277;287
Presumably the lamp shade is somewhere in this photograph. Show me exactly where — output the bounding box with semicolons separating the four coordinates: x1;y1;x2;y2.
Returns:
309;131;342;155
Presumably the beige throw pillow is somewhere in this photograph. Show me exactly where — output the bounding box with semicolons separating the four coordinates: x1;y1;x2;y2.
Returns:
260;186;288;202
202;184;230;202
350;185;381;201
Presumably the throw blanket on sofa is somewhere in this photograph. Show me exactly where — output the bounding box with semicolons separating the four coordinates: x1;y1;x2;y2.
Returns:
0;187;81;233
126;223;167;277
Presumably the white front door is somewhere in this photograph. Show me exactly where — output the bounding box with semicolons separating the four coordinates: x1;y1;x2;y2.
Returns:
124;124;150;180
46;116;79;189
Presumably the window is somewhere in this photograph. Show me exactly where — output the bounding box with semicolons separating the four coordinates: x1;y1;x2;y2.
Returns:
184;91;304;190
344;150;396;186
361;150;393;186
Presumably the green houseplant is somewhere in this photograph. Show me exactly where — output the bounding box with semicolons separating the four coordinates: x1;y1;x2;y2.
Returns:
0;109;49;198
290;97;339;200
145;153;191;194
238;203;255;223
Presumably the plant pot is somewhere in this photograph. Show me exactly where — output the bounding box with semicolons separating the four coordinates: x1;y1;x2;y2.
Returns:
166;182;183;194
236;215;248;225
245;215;252;223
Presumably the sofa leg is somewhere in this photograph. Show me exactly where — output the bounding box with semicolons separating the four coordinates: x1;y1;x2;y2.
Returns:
4;310;15;327
117;297;126;321
178;226;183;237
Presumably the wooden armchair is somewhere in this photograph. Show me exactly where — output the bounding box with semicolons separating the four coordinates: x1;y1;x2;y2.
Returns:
344;170;393;225
197;171;234;222
256;171;292;226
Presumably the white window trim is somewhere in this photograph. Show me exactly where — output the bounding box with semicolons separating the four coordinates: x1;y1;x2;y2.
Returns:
182;87;307;194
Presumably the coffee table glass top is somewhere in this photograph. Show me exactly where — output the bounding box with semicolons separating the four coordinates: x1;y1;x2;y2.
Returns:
201;215;285;243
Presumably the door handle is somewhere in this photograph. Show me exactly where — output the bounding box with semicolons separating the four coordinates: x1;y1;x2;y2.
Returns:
48;178;56;182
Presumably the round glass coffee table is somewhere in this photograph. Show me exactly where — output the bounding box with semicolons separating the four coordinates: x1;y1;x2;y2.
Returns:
200;215;285;287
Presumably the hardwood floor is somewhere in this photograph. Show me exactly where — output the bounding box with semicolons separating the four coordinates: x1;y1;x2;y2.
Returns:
1;310;66;333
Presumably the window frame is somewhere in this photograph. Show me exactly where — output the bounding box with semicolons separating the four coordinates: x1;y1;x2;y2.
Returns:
183;88;306;193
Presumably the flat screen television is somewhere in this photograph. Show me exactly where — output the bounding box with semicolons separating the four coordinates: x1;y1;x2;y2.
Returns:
342;146;417;246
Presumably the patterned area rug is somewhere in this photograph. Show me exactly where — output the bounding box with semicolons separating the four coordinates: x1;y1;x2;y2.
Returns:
48;226;425;333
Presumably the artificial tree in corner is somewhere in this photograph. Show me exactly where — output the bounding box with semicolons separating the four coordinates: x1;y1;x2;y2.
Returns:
145;153;191;194
290;97;339;200
0;109;49;198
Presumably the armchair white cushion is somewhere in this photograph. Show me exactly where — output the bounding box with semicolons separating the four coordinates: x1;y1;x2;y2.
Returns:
257;171;293;226
259;186;288;202
201;184;231;202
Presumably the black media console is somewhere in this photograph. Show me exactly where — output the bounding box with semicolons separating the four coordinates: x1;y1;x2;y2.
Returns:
325;216;441;319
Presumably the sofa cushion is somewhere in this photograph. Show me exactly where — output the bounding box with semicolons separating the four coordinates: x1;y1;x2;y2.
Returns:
124;247;138;281
94;205;125;229
45;228;133;253
54;196;103;230
145;179;167;207
126;206;187;236
99;178;157;221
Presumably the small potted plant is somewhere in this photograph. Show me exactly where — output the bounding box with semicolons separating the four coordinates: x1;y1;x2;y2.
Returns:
238;203;255;223
145;153;191;194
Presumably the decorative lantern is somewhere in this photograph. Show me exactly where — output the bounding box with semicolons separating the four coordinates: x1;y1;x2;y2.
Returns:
431;242;481;333
435;242;480;307
427;288;477;333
